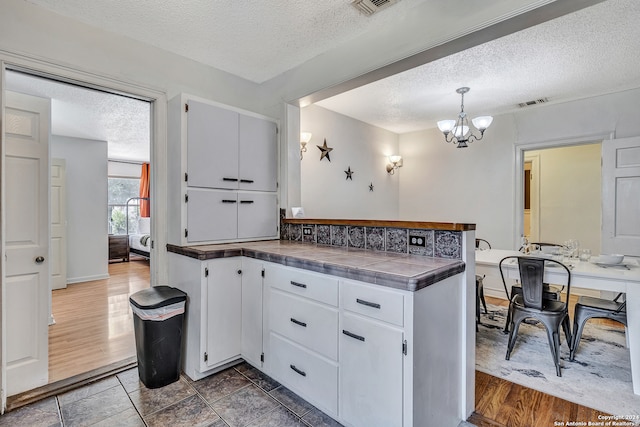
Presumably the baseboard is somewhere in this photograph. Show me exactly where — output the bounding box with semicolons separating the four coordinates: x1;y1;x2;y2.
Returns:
66;273;110;285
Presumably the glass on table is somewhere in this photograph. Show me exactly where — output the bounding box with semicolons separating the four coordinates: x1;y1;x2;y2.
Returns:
579;249;592;262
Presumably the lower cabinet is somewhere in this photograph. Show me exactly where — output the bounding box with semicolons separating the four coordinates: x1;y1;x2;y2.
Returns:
240;258;264;368
170;254;466;427
340;311;404;427
168;254;244;380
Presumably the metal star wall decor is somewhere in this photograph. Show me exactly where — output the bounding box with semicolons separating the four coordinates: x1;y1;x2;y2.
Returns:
345;166;354;180
369;182;374;192
317;138;333;162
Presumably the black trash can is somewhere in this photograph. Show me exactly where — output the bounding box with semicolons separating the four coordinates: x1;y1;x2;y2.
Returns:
129;285;187;389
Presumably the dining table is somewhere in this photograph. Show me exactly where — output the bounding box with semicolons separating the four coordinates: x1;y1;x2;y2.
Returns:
475;248;640;395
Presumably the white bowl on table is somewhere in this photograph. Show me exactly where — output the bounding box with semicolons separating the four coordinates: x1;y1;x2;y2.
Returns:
594;254;624;265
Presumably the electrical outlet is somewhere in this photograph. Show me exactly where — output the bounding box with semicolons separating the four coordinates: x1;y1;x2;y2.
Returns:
303;226;313;236
409;235;426;247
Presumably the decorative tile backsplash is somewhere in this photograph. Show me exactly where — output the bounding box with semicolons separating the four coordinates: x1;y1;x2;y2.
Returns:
281;221;462;259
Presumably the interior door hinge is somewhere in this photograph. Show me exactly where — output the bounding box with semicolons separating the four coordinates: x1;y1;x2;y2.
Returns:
204;352;208;362
261;268;265;278
205;267;209;277
185;103;189;113
184;172;188;182
185;194;189;203
185;229;188;238
402;340;407;355
260;352;264;363
151;240;154;249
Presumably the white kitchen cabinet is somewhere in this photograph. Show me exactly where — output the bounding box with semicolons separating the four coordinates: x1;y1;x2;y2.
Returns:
168;254;243;380
263;263;339;417
168;93;279;245
185;99;277;191
340;311;404;427
185;189;277;243
241;258;264;368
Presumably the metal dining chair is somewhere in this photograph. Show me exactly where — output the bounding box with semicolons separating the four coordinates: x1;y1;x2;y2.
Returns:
569;293;627;361
499;256;572;376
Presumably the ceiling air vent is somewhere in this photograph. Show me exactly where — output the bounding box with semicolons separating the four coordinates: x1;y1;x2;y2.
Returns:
351;0;400;16
518;98;549;108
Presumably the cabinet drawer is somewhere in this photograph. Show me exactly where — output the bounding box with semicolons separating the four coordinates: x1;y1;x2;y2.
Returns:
270;289;338;360
341;280;404;326
265;265;338;307
269;333;338;415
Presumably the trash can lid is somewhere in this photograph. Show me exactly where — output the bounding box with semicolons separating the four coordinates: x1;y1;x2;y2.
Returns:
129;286;187;309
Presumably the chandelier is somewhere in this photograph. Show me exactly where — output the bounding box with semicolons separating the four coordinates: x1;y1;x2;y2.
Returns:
437;87;493;148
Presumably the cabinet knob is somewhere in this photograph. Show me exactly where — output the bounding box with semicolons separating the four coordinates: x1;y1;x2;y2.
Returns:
237;269;242;275
35;256;45;264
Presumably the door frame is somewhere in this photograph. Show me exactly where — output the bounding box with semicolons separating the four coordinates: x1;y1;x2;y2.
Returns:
0;54;168;410
513;132;615;249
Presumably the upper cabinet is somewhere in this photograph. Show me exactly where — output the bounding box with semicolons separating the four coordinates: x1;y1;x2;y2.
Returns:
168;94;279;245
186;100;277;192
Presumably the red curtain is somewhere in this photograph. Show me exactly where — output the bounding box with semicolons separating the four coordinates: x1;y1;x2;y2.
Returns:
140;163;150;217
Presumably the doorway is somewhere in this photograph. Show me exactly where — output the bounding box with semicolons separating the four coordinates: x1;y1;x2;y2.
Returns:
521;143;602;252
2;66;156;398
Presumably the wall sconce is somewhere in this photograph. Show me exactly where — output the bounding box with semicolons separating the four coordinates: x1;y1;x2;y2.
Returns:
386;155;403;175
300;132;312;159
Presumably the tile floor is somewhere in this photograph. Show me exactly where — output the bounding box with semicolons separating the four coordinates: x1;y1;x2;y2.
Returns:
0;361;344;427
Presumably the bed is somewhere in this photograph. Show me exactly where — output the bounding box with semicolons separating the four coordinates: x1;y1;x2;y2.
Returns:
126;197;150;260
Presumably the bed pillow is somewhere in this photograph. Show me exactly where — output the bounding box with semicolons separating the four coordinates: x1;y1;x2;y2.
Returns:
138;217;151;234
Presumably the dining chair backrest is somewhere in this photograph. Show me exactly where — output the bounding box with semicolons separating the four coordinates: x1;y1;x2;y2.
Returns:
499;256;572;306
476;238;491;250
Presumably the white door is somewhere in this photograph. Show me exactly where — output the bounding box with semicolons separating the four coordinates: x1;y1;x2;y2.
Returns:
205;258;242;368
4;90;50;396
602;136;640;256
186;100;239;189
51;158;67;291
240;258;263;368
238;114;277;192
340;312;403;427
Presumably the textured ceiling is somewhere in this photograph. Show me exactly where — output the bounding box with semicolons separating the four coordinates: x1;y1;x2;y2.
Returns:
6;71;151;162
23;0;433;83
316;0;640;134
8;0;636;152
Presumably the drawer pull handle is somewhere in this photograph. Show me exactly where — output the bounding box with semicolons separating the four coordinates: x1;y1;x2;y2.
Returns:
223;177;238;182
221;199;237;204
290;364;306;377
240;200;254;204
290;318;307;327
343;329;365;342
290;281;307;289
240;179;254;183
356;298;381;309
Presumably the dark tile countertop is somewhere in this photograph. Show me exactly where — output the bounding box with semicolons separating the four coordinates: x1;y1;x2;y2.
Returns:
167;240;466;292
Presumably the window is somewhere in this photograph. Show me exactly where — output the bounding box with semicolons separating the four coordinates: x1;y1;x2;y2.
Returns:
108;177;140;235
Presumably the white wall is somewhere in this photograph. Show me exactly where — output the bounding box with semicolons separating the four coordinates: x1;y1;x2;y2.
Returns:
398;88;640;250
51;135;109;283
300;105;400;219
529;144;602;254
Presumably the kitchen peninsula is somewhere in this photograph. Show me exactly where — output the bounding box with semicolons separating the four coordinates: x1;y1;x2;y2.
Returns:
167;219;476;427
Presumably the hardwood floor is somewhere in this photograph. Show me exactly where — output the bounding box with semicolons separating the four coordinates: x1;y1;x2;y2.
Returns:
48;257;150;383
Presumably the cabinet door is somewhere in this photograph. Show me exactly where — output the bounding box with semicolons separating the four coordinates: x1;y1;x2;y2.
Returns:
187;100;239;189
340;312;403;427
186;189;237;242
237;192;278;239
241;258;264;368
205;258;242;369
238;114;277;192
